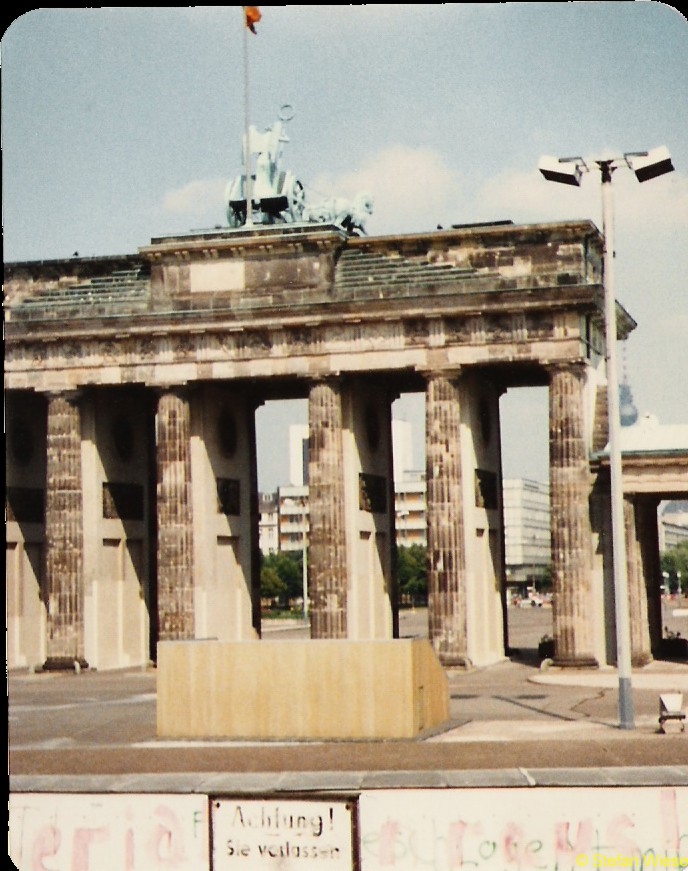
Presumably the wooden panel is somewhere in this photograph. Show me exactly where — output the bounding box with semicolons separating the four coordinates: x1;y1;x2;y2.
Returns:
157;639;449;740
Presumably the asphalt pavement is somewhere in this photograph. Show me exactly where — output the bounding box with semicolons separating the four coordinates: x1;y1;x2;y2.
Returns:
9;606;688;792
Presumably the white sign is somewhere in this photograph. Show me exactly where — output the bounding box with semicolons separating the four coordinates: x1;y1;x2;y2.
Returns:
359;786;688;871
212;798;354;869
9;792;209;871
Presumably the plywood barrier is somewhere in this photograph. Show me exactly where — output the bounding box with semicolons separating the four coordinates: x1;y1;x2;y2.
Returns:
156;639;449;740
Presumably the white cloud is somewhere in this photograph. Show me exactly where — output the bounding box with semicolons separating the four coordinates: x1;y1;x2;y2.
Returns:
477;164;688;233
162;178;226;218
308;145;687;239
477;169;601;226
614;170;688;230
307;145;465;236
159;151;688;248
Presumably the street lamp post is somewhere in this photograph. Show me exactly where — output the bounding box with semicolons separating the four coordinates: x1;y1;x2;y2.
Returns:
538;146;675;730
301;497;309;621
662;570;671;596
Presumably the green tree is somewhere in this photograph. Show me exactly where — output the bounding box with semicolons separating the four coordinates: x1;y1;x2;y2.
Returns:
260;565;287;607
537;564;553;592
260;550;304;608
661;541;688;596
397;544;427;606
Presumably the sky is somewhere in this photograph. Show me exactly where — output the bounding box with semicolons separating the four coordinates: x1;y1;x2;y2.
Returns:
3;4;687;491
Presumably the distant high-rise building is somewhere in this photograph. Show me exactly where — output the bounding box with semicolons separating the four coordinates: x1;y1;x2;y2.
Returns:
502;478;551;591
392;419;415;482
289;424;309;486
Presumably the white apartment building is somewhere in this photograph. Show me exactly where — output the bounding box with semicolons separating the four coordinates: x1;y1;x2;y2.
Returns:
260;425;686;605
263;426;552;566
394;474;427;548
660;500;688;551
258;492;279;555
277;484;309;554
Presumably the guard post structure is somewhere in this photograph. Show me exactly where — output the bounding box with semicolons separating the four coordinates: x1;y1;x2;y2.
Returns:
156;638;449;740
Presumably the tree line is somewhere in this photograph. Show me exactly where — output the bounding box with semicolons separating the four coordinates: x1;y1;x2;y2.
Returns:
260;539;688;613
661;541;688;595
260;544;428;612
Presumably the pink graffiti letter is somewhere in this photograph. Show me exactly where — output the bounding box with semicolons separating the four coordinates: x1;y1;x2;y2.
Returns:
71;826;109;871
379;820;401;867
662;788;680;854
31;825;61;871
146;805;186;866
555;820;594;871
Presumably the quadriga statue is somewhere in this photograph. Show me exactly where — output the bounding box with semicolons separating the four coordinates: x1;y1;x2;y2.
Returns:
225;104;374;235
225;105;305;227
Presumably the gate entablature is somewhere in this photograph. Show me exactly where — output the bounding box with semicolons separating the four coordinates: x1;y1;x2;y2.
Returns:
5;219;635;395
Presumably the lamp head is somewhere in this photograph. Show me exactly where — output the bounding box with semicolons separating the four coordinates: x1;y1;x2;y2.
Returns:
626;146;674;183
538;155;584;187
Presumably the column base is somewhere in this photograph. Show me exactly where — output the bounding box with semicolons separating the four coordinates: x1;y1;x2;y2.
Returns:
438;653;472;669
552;655;598;669
42;656;89;672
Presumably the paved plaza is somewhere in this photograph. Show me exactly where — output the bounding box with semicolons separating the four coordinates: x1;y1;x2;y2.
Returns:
9;605;688;792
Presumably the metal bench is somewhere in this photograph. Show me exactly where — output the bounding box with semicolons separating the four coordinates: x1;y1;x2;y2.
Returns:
659;693;686;733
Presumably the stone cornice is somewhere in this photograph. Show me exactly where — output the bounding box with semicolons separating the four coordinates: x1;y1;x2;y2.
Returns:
139;224;348;262
5;281;602;342
344;218;603;254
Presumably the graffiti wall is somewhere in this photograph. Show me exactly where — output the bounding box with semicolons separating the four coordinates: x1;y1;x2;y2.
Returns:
8;786;688;871
359;787;688;871
8;793;209;871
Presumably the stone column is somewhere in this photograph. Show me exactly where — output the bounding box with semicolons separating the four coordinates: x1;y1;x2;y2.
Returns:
425;372;468;666
308;379;347;638
385;394;400;641
633;496;662;660
44;392;88;670
156;388;194;640
246;398;262;636
624;496;652;665
549;363;597;667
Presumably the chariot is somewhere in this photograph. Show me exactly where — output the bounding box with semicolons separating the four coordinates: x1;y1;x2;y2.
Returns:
225;104;305;226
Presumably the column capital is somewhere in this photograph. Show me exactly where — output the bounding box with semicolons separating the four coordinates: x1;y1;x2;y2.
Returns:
152;383;192;398
420;366;463;383
308;372;344;387
44;389;84;405
545;359;588;378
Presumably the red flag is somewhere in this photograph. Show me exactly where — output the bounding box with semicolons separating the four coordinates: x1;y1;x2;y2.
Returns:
244;6;261;34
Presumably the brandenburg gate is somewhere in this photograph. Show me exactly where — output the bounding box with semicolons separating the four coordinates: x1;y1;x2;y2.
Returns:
8;214;663;675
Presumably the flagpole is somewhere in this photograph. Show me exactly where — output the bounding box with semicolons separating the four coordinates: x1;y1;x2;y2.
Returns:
243;9;253;227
